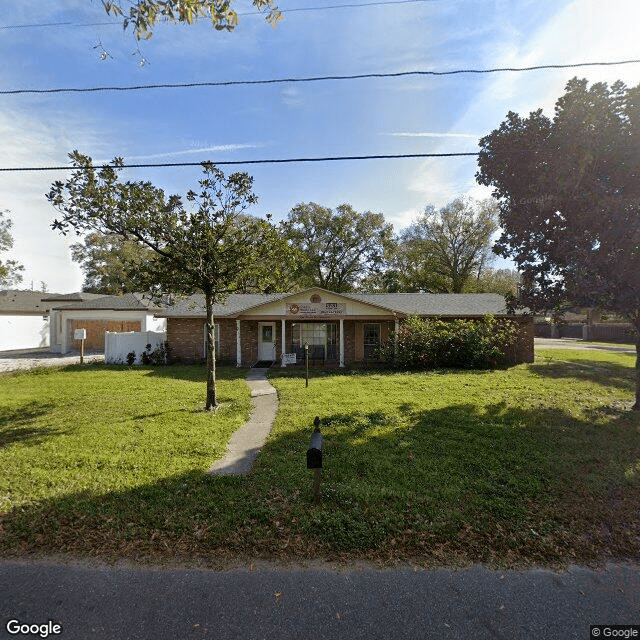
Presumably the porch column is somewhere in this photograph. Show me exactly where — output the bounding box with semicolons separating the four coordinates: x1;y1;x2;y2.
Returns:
281;319;286;367
339;318;345;367
236;319;242;367
394;318;400;364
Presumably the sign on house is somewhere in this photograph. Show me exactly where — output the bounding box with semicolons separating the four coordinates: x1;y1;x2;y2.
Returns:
286;302;346;317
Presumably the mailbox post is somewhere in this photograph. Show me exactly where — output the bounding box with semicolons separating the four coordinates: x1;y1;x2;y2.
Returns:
306;416;323;503
304;343;309;388
74;328;87;364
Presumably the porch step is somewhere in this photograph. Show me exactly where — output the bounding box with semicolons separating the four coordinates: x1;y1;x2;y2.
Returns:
252;360;276;368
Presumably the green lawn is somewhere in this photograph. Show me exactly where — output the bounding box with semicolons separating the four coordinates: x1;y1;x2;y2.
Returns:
0;351;638;568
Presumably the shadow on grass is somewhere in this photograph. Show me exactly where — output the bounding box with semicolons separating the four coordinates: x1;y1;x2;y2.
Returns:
2;397;638;564
528;357;635;393
0;401;59;448
142;364;249;384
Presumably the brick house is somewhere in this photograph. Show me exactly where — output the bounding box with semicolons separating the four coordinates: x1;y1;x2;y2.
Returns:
157;287;534;367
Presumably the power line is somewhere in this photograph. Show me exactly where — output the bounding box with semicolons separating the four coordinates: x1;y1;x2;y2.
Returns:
3;59;639;96
0;0;436;30
0;152;480;173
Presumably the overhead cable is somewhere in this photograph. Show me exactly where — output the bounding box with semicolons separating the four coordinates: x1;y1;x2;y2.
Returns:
0;152;480;173
3;59;639;96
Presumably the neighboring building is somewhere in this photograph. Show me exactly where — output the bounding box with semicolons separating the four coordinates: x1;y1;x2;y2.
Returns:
157;287;533;367
49;293;166;354
0;290;107;351
0;290;53;351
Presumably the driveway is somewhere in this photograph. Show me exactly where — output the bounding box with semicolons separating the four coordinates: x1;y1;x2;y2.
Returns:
535;338;636;354
0;348;104;373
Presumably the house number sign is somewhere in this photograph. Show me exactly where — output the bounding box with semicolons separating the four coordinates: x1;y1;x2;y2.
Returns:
286;302;346;316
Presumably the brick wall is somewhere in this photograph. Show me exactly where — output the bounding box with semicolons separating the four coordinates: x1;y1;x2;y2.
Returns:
167;318;205;362
167;315;535;366
511;316;534;364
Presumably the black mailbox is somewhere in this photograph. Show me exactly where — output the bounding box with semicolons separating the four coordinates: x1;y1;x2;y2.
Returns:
307;417;323;469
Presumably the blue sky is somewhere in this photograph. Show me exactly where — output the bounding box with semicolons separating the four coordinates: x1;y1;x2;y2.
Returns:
1;0;639;292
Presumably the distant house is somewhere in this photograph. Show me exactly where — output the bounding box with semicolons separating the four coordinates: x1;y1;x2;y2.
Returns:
0;290;53;351
48;293;166;354
0;291;107;352
156;287;533;367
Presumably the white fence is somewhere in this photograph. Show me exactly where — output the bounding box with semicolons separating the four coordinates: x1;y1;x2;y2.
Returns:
105;331;167;364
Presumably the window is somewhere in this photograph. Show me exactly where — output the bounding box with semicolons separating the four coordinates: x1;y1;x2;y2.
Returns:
363;323;380;359
291;323;338;361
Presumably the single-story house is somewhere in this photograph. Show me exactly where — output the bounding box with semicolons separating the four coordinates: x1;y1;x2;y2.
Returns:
49;293;167;354
0;290;109;352
157;287;533;367
0;290;52;351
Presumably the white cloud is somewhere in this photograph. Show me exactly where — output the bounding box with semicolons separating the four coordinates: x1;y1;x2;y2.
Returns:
104;143;265;162
384;132;480;139
408;0;640;208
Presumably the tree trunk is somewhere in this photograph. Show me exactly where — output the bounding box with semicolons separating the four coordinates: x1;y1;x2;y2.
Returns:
634;335;639;412
205;292;218;411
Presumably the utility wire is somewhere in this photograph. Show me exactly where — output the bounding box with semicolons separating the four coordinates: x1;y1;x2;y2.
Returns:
3;59;639;96
0;0;436;30
0;152;480;173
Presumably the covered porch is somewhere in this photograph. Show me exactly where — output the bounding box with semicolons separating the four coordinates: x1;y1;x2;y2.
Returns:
232;317;398;368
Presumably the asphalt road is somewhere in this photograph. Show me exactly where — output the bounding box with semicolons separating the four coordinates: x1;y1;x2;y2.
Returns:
1;560;638;640
534;338;636;353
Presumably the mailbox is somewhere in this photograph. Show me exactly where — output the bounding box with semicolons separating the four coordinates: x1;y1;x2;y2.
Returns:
307;416;323;469
306;430;323;469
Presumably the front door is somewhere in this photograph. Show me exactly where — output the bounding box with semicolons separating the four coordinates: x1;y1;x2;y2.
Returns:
258;322;276;361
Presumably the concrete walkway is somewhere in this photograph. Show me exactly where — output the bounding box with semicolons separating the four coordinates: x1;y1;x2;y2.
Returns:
207;368;278;476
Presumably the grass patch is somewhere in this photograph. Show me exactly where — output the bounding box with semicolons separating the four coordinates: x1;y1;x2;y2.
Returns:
0;351;638;568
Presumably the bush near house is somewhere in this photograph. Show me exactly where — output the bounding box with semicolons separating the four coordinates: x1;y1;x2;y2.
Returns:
380;315;520;369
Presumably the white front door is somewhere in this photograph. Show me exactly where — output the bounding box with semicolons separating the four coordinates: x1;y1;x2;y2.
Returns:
258;322;276;361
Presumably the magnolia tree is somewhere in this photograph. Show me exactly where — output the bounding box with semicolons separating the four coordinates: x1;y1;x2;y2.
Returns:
48;152;296;410
477;78;640;410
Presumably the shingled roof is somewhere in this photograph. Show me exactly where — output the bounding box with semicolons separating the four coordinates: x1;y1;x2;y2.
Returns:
346;292;508;316
155;290;511;318
50;293;161;311
157;293;289;317
0;290;102;315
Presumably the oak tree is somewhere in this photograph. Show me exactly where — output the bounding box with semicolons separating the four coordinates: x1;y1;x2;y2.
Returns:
281;202;395;293
70;233;154;294
395;198;499;293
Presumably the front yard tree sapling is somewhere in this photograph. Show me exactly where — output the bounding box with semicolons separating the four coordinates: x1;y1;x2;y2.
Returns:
48;152;296;410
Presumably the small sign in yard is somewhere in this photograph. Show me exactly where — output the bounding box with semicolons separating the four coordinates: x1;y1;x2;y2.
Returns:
74;328;87;364
281;353;297;365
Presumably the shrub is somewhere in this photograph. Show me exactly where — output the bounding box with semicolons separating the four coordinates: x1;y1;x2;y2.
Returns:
141;341;171;366
379;315;519;370
126;351;136;366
